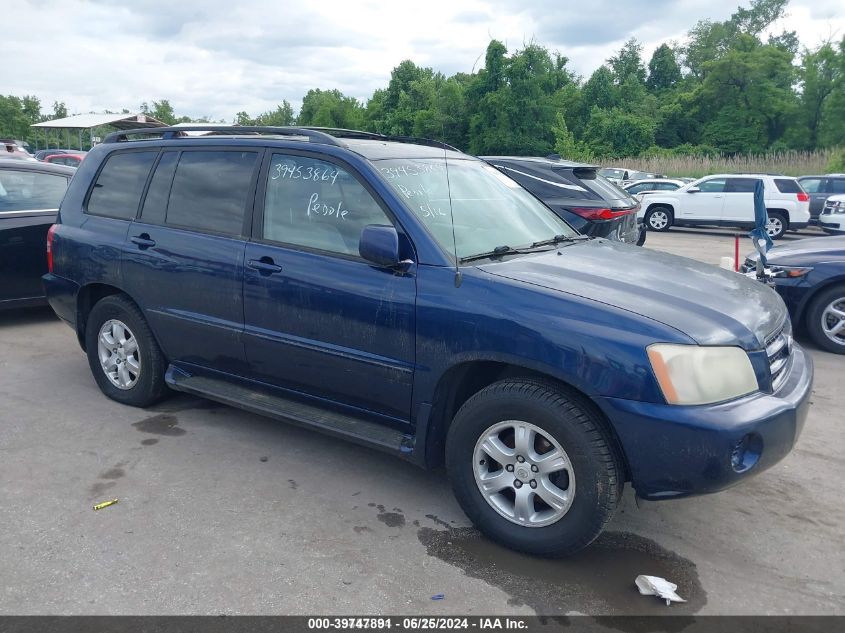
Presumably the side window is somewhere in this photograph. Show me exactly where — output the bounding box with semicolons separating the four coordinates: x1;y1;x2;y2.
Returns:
0;170;68;212
262;154;393;257
627;183;646;194
830;179;845;194
87;151;157;219
725;178;758;193
140;151;179;225
697;178;726;193
166;150;258;235
799;178;823;193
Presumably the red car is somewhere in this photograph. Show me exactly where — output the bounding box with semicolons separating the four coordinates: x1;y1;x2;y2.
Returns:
44;153;85;167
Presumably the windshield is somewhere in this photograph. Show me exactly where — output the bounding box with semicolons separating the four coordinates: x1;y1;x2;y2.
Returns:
378;158;576;259
599;168;625;180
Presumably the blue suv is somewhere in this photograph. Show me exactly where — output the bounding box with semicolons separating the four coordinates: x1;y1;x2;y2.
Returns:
44;126;813;555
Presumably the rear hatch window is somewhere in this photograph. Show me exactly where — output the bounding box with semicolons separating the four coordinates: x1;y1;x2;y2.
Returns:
491;161;635;207
774;179;804;193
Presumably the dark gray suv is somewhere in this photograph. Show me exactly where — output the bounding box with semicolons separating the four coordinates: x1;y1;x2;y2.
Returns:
798;174;845;223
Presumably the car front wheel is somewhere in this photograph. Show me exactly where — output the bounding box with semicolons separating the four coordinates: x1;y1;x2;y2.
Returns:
445;379;623;556
806;284;845;354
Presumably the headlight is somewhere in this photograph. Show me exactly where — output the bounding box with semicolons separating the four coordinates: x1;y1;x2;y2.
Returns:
647;344;758;405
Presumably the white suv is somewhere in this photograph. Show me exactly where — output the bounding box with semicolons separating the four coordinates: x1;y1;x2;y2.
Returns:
638;174;811;239
819;194;845;234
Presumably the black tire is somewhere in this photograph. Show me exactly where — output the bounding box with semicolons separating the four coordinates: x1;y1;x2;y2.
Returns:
645;206;673;232
766;211;788;240
85;294;169;407
805;284;845;355
445;379;624;556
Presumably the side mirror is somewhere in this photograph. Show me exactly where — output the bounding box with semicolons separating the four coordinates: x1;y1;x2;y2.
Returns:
687;186;700;193
360;225;401;267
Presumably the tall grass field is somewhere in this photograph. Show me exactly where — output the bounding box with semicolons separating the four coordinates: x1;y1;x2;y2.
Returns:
622;148;841;178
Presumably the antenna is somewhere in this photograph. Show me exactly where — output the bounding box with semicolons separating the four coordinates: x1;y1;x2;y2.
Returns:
439;85;461;288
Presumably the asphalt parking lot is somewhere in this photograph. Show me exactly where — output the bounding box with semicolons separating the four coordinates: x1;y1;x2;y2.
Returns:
1;227;843;616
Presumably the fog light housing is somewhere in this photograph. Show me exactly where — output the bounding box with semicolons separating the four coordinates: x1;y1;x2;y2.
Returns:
731;433;763;473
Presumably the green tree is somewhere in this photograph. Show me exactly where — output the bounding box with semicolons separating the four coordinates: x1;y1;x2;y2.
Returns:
646;44;682;92
296;89;363;129
552;113;593;162
698;35;797;150
583;107;656;157
683;0;789;78
581;66;618;111
608;38;646;84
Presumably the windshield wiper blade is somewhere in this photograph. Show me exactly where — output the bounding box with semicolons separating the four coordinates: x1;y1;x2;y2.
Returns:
459;245;518;263
530;234;590;248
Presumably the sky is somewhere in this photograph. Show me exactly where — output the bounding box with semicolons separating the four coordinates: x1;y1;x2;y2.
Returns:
3;0;844;121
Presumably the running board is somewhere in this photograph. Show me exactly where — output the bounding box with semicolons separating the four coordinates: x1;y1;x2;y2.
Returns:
165;366;413;456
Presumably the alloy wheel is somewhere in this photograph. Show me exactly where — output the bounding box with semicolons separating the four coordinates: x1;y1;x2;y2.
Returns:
473;420;575;527
97;319;141;390
821;298;845;347
648;210;668;230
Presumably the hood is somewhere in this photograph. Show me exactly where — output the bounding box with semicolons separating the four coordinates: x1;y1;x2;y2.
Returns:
478;239;786;349
755;236;845;264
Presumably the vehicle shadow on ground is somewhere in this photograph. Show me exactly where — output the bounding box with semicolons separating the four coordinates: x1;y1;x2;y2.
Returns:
0;306;58;327
142;391;707;615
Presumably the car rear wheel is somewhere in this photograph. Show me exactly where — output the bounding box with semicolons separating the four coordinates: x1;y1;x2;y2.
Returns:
806;285;845;355
85;295;169;406
766;212;787;240
445;379;623;556
645;207;672;231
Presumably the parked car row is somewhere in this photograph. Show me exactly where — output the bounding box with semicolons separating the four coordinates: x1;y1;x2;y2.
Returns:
0;158;76;309
631;173;810;240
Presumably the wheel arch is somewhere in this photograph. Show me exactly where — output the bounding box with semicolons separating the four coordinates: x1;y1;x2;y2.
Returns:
422;360;631;481
645;202;675;215
794;275;845;327
75;283;132;351
766;207;790;228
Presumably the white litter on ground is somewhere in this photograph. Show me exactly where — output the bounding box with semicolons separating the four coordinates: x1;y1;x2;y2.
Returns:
635;575;687;606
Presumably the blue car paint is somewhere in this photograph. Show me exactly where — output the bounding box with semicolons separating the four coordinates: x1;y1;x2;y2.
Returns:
43;135;813;500
744;236;845;326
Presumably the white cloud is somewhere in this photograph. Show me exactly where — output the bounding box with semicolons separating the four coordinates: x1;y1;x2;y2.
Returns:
2;0;843;120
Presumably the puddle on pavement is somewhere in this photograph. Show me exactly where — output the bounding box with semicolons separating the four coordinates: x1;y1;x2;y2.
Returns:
132;414;186;436
417;526;706;616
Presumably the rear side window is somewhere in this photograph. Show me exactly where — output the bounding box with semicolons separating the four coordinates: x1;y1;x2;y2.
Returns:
492;163;595;201
87;151;157;219
165;151;258;235
830;179;845;194
725;178;759;193
798;178;824;193
140;151;179;225
0;170;68;212
774;179;802;194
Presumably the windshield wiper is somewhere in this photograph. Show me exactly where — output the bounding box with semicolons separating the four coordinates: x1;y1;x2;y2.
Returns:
530;234;591;248
459;240;566;263
460;245;518;263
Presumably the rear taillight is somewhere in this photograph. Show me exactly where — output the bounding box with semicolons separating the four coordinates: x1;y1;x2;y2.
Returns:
569;207;636;221
46;224;57;273
797;192;809;202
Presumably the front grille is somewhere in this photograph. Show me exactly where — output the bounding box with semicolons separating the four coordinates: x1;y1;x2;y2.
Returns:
765;321;792;392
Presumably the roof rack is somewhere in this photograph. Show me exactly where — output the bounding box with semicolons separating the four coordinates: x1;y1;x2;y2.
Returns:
298;127;461;152
102;125;345;146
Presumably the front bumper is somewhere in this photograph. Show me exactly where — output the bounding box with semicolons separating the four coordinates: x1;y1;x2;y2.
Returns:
597;343;813;499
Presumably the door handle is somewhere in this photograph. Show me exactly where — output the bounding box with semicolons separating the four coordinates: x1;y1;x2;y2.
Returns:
247;257;283;275
130;234;156;249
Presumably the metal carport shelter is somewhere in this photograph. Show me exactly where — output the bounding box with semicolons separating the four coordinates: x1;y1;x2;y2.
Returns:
30;113;167;152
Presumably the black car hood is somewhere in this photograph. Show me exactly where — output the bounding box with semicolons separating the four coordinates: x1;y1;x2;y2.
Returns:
757;236;845;264
478;239;785;349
